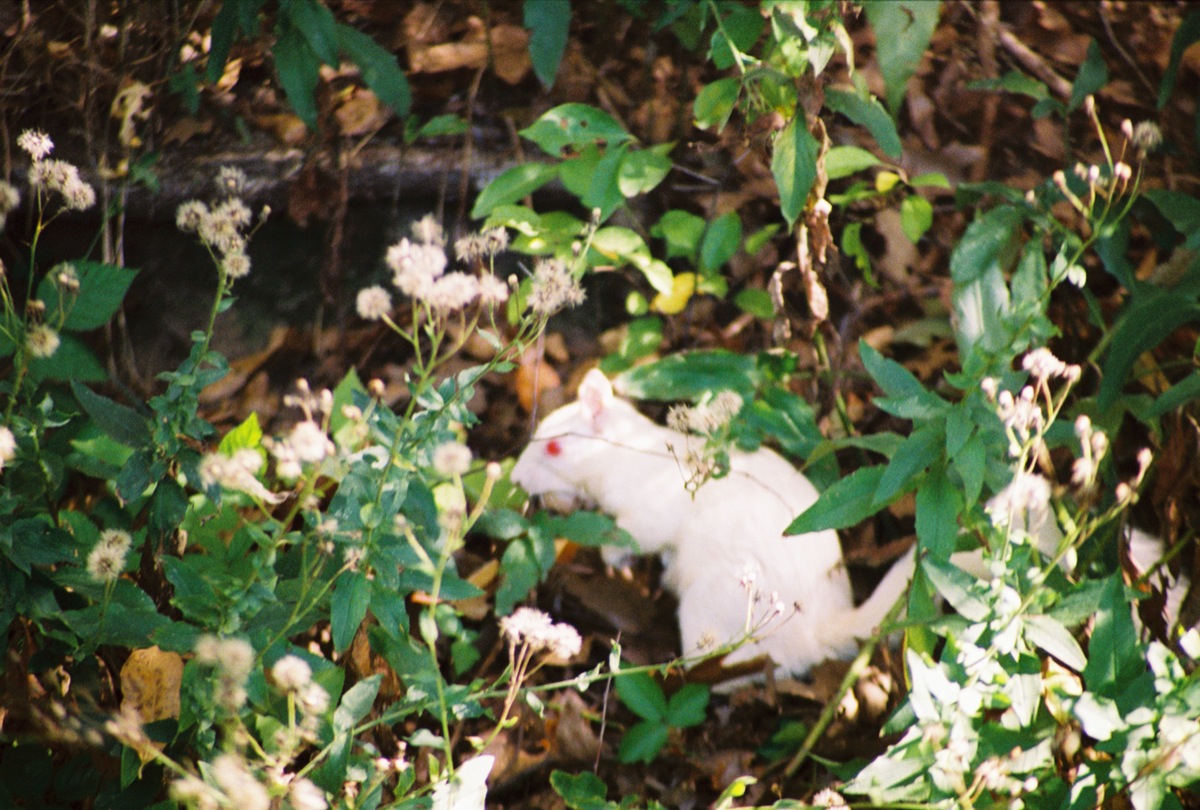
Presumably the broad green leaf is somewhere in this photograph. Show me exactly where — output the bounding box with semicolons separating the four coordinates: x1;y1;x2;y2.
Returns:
1024;614;1086;671
915;464;961;561
874;424;942;506
949;205;1025;284
286;0;339;65
336;674;382;728
1083;575;1148;696
953;261;1012;359
1068;39;1108;112
337;24;411;118
824;88;902;158
859;340;926;399
70;380;150;446
559;144;625;220
824;145;881;179
921;558;988;621
38;261;138;331
734;288;775;319
470;163;558;219
771;115;819;227
699;211;742;274
652;209;706;261
616;671;667;721
331;571;371;653
273;15;322;130
28;333;106;382
207;0;266;83
539;510;632;550
864;0;941;115
899;194;933;243
618;721;669;764
496;538;544;616
473;509;528;540
590;226;653;272
786;465;887;534
218;412;264;455
616;351;758;399
524;0;571;88
708;3;762;70
617;145;673;197
1142;189;1200;237
550;770;611;810
1159;9;1200;108
694;76;739;132
520;103;633;157
665;683;710;728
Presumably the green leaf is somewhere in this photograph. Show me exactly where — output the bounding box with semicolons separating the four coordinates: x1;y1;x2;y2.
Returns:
708;3;762;70
474;509;528;540
1142;189;1200;237
550;770;612;810
921;558;989;621
285;0;339;65
273;15;322;130
875;424;942;506
471;163;559;219
968;70;1050;101
331;571;371;653
539;511;630;549
28;333;106;382
771;115;819;228
699;211;742;274
864;0;941;115
218;412;264;455
694;76;739;132
70;380;150;446
1082;575;1144;696
665;683;709;728
496;538;543;616
786;465;887;534
616;671;668;721
949;205;1025;284
38;261;137;331
336;674;381;728
824;88;902;158
824;145;881;179
617;145;673;198
618;721;670;764
337;24;411;118
734;288;775;319
899;194;933;243
915;464;961;562
616;351;757;399
859;340;925;399
520;103;633;157
1159;10;1200;108
525;0;571;88
1148;371;1200;418
590;226;653;272
1068;39;1108;112
1098;285;1200;411
1024;614;1086;671
652;209;706;261
207;0;266;83
411;114;467;141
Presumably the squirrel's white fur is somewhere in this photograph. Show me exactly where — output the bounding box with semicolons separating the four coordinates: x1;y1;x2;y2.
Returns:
511;369;914;676
511;369;1186;678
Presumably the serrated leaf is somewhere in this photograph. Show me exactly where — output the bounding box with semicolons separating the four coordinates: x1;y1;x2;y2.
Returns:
771;116;819;227
525;0;570;88
786;465;887;534
616;672;667;721
71;380;150;446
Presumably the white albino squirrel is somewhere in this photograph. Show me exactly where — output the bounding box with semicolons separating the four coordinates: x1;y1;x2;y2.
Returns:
510;368;920;677
511;369;1188;679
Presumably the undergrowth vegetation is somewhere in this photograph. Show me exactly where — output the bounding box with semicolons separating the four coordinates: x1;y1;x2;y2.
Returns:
3;2;1200;809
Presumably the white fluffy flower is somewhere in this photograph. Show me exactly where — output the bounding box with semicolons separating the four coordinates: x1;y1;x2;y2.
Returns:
432;441;472;477
356;285;392;320
271;655;312;693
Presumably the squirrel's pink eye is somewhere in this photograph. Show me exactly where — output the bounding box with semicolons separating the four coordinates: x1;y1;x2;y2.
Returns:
546;439;562;456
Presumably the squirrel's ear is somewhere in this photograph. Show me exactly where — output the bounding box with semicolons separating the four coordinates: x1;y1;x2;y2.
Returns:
577;369;614;427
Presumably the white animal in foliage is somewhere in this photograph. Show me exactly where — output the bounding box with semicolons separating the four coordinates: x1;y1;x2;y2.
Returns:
510;368;918;677
511;369;1189;680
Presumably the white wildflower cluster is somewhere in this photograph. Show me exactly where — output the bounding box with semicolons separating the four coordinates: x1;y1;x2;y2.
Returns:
1070;414;1108;491
0;425;16;473
527;257;585;317
19;129;96;212
985;473;1052;542
25;323;61;359
454;226;509;264
270;654;312;693
372;215;511;319
267;380;335;481
176;166;263;282
198;447;285;504
500;606;582;663
86;528;133;584
194;634;255;712
666;390;742;435
432;440;472;477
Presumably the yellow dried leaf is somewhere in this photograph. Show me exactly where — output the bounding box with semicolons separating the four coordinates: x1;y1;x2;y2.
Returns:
119;646;183;763
652;272;695;315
